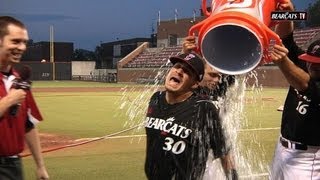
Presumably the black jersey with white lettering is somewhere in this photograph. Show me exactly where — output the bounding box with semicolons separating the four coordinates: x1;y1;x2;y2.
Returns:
281;33;320;146
144;91;227;180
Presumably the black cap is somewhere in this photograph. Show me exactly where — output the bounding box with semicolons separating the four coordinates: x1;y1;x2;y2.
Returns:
169;53;205;81
299;40;320;63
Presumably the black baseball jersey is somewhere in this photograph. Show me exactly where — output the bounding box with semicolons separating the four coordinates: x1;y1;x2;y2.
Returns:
281;33;320;146
144;91;227;180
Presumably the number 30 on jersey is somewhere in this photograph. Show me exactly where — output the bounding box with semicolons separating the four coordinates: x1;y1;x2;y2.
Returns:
163;137;186;155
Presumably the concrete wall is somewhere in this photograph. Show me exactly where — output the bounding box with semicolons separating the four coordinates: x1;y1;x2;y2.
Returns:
118;65;290;88
117;68;160;83
92;69;117;76
72;61;96;75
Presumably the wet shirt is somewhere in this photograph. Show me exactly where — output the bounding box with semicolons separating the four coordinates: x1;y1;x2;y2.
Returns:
0;70;43;156
281;33;320;146
144;91;227;180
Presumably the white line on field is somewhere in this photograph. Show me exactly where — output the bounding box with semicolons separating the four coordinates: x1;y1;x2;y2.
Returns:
239;127;280;132
106;134;146;139
240;173;269;179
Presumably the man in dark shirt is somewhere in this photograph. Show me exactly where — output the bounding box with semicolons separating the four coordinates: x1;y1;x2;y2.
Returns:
144;52;233;180
269;1;320;179
181;35;237;179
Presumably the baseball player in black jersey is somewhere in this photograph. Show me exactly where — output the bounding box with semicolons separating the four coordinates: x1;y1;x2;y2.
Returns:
269;1;320;179
144;52;234;180
182;36;238;180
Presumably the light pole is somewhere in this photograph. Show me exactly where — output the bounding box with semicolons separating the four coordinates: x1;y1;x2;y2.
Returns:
50;25;55;80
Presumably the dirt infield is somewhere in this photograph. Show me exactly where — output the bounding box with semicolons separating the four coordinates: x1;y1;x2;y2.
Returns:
38;133;82;149
21;133;87;157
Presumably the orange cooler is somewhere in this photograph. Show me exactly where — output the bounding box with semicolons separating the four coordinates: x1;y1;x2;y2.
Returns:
189;0;282;75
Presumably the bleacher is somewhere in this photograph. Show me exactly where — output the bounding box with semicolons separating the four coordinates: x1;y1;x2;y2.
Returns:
123;46;182;68
293;27;320;49
123;27;320;69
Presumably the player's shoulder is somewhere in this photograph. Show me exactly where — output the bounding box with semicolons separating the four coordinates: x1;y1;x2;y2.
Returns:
193;92;211;102
150;91;162;98
193;94;212;104
193;93;218;108
305;79;320;102
149;91;164;105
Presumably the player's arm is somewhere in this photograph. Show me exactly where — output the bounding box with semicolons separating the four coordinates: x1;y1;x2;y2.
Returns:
274;0;294;38
25;127;49;180
274;0;304;63
204;102;238;179
271;44;310;91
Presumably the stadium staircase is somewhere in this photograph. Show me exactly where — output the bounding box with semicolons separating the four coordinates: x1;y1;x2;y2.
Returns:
123;46;182;68
293;26;320;50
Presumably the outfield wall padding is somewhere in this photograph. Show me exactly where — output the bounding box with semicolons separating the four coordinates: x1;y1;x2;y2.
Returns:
15;62;72;80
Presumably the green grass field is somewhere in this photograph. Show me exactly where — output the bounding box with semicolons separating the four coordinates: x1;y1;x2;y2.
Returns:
22;81;288;180
32;81;145;88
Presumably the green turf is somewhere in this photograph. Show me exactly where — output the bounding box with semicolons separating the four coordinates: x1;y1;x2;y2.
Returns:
23;138;146;180
32;81;146;88
34;92;134;138
22;82;288;180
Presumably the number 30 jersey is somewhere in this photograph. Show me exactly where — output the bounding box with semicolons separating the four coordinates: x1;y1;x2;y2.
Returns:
144;91;227;180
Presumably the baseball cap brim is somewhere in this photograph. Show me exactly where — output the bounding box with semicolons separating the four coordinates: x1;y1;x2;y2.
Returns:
169;57;200;80
298;53;320;64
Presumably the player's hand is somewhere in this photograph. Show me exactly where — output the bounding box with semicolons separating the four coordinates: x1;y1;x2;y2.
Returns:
6;89;26;106
269;44;289;64
277;0;294;11
182;35;197;53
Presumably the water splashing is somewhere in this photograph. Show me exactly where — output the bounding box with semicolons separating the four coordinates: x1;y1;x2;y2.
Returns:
116;61;268;179
115;63;170;137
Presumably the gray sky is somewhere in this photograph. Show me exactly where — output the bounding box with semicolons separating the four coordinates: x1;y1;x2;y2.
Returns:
0;0;316;50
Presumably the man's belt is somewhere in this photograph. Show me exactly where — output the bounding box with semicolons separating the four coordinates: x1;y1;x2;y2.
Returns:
0;155;20;164
280;137;308;150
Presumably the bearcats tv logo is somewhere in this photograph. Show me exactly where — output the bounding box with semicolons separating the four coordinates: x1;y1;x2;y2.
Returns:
271;11;307;21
